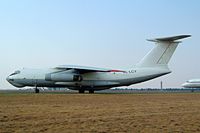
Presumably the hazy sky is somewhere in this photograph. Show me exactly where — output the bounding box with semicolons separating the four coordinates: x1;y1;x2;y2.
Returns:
0;0;199;89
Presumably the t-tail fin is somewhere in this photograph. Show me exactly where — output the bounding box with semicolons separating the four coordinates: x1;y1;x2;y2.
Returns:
137;35;191;67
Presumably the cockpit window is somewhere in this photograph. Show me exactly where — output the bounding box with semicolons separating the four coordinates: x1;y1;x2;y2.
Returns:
9;70;20;76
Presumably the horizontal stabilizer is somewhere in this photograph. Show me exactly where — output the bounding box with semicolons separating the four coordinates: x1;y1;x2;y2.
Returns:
147;35;191;42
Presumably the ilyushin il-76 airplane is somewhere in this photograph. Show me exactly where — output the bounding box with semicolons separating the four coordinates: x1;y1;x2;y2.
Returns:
7;35;191;93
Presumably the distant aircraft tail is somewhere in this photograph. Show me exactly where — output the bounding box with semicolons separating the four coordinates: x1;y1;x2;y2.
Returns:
137;35;191;67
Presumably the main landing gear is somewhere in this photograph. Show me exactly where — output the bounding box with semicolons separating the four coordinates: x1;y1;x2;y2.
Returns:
89;90;94;94
78;89;94;94
79;89;85;93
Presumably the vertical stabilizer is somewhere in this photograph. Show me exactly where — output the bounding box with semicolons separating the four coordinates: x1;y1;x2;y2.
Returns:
137;35;191;67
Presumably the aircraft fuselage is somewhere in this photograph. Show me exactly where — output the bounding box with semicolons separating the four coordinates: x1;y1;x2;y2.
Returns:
7;66;170;91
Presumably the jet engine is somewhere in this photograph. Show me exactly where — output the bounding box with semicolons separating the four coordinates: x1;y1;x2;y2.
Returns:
45;73;82;82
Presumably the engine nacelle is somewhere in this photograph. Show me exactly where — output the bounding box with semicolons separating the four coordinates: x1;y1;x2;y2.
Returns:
45;73;82;82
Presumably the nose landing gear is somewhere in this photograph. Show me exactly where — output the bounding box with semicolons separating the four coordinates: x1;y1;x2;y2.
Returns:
35;88;40;93
35;84;39;93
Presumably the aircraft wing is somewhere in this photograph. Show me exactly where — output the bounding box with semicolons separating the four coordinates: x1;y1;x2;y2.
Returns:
55;65;125;74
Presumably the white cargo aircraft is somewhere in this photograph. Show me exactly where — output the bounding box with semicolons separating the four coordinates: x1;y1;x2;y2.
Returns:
7;35;190;93
182;79;200;88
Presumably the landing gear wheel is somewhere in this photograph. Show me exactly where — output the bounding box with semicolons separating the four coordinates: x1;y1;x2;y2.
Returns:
35;88;40;93
79;89;85;93
89;90;94;94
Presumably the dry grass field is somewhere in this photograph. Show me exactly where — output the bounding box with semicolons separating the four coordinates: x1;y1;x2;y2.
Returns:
1;93;200;133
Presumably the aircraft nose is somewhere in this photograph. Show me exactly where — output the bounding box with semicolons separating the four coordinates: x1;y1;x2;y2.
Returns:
6;75;14;82
6;75;25;87
6;76;10;82
182;83;188;88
